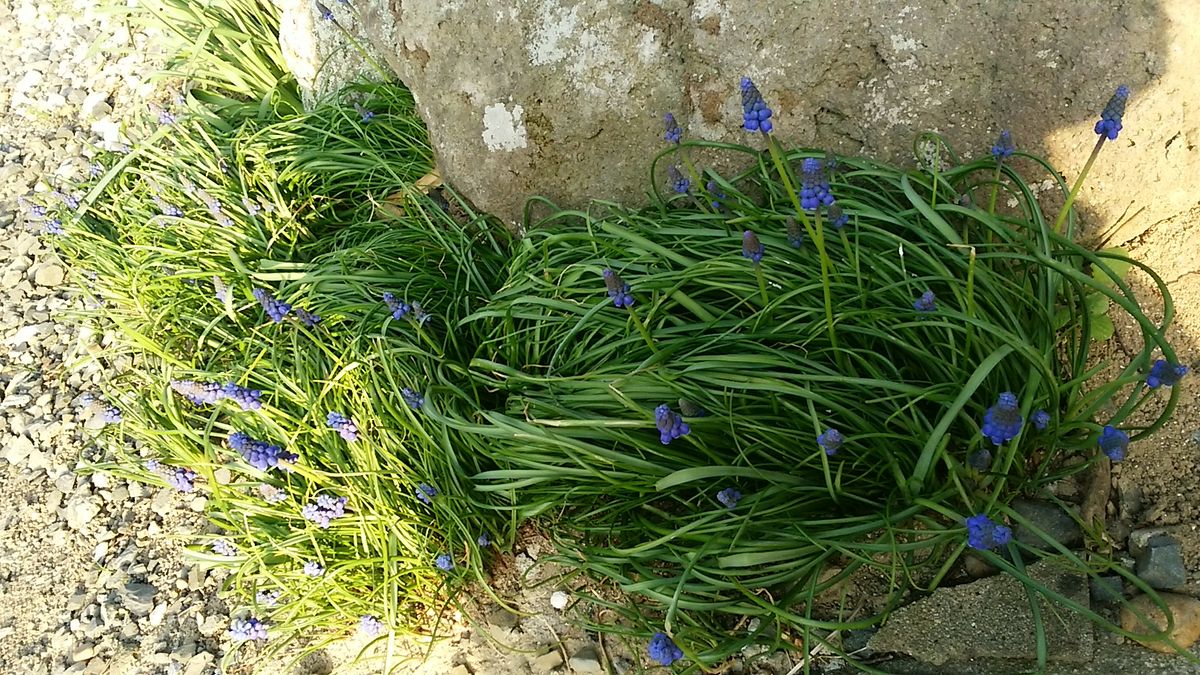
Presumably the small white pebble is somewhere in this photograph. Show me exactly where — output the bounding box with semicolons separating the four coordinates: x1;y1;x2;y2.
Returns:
550;591;569;610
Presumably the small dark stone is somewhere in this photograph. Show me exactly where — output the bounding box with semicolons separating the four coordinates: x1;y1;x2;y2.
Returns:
1135;535;1187;589
1091;575;1124;605
1012;498;1082;550
842;628;877;654
485;605;520;631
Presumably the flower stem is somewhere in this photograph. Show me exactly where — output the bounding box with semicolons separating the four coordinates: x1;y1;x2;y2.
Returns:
629;308;658;354
988;163;1002;215
754;264;769;308
765;137;839;356
1051;136;1106;236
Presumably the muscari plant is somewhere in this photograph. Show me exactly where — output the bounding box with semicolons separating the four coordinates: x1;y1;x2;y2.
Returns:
32;4;1192;667
436;81;1189;670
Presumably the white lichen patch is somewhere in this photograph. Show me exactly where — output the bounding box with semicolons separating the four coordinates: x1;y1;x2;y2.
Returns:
637;29;660;63
482;102;527;152
528;0;581;66
692;0;726;22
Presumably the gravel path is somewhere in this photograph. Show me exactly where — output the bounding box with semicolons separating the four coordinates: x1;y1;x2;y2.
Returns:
0;1;231;673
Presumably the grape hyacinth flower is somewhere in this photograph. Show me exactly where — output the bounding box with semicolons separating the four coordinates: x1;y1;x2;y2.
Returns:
415;483;438;505
602;269;634;309
222;382;263;411
89;163;104;178
705;180;725;209
965;513;1012;551
295;308;321;327
43;218;65;236
1095;85;1130;140
739;77;773;134
213;277;228;302
435;554;454;571
678;398;706;417
258;484;288;504
827;203;849;229
353;102;375;122
54;190;81;210
477;534;491;547
23;199;47;219
229;431;297;472
716;487;742;509
817;428;844;456
981;392;1023;445
402;387;424;411
212;539;238;556
654;404;690;445
151;195;183;218
1098;425;1129;462
253;288;292;323
229;617;268;642
786;217;805;248
1146;359;1188;389
102;405;122;424
410;302;431;326
326;411;358;442
667;164;690;194
991;130;1015;160
383;292;411;320
1031;410;1051;431
800;158;834;211
647;632;684;666
256;590;281;608
741;230;764;264
78;392;95;407
968;448;992;471
301;495;348;529
359;615;384;638
241;196;260;216
302;561;324;577
913;290;937;312
158;109;176;125
663;112;682;144
148;461;197;492
170;379;224;406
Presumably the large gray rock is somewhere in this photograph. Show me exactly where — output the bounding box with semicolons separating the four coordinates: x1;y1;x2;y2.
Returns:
868;560;1092;666
276;0;1199;240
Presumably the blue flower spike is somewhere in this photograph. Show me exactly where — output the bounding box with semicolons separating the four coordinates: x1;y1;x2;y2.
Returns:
991;130;1015;160
654;404;690;445
913;290;937;313
965;513;1012;551
828;203;849;229
800;158;834;211
1095;85;1130;140
786;217;804;248
742;230;764;265
668;164;690;194
716;487;742;509
1099;425;1129;462
981;392;1023;445
229;617;268;643
817;428;844;456
663;112;682;144
740;77;773;134
602;269;634;309
1031;410;1051;431
1146;359;1188;389
647;632;684;666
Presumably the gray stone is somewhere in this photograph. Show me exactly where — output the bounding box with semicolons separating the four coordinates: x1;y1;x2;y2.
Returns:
567;646;602;673
148;603;167;627
66;499;102;530
119;583;156;617
67;591;90;611
530;650;563;672
72;643;96;662
841;628;877;654
486;605;521;631
275;0;1199;242
1011;498;1082;550
1090;575;1124;605
2;434;34;464
182;652;212;675
1134;534;1187;589
33;263;65;287
867;561;1092;665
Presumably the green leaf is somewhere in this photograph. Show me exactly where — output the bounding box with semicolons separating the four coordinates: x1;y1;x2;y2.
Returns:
1090;314;1115;342
1085;291;1111;316
1091;247;1133;286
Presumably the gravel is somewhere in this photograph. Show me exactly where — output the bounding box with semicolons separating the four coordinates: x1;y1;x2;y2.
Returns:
0;0;233;673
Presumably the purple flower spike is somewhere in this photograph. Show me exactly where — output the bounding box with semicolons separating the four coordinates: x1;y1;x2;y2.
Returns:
913;290;936;312
602;269;634;309
326;411;358;441
741;230;764;264
817;428;844;456
1095;85;1130;140
716;487;741;509
981;392;1023;446
1146;359;1188;389
229;617;268;642
647;632;684;666
663;113;682;144
654;404;690;445
965;513;1012;551
739;77;773;134
1098;425;1129;462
